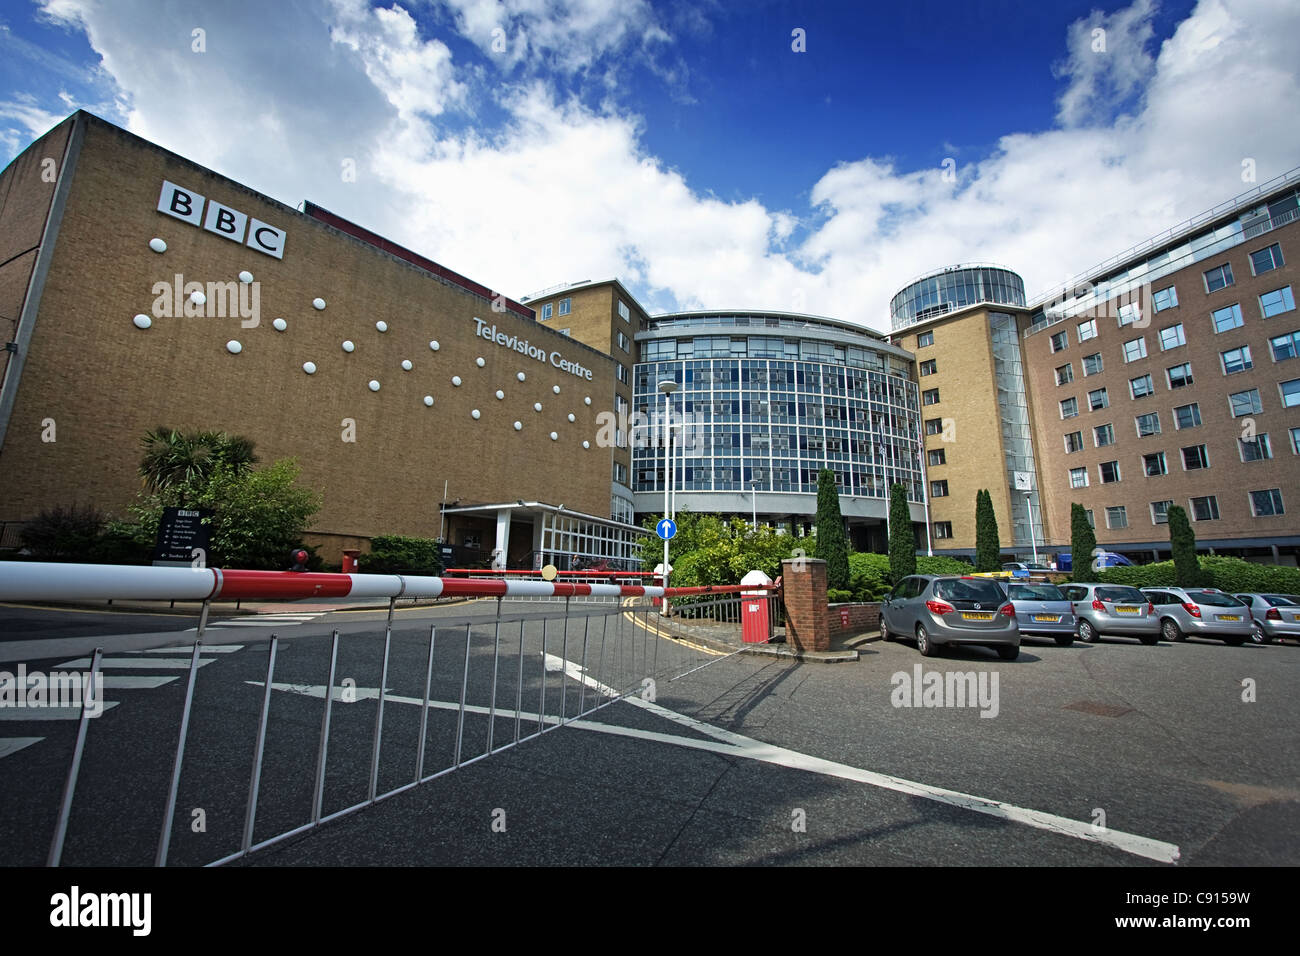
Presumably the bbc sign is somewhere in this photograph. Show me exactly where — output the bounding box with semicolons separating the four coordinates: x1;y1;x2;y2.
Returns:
157;180;286;259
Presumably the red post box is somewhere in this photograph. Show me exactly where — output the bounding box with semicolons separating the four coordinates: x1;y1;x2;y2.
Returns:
342;549;360;573
740;569;774;643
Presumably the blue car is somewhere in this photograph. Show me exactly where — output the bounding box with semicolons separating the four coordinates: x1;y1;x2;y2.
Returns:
1056;551;1134;572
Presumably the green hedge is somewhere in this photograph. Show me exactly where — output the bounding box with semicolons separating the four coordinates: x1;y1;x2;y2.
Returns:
358;535;444;575
1097;556;1300;593
844;552;976;601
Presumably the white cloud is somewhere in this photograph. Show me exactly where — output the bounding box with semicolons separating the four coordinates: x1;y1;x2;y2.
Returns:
5;0;1300;332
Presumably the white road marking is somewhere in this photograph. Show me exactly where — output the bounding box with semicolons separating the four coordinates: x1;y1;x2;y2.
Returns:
99;675;179;689
135;645;243;653
246;681;386;702
57;657;214;669
0;737;44;757
254;658;1180;863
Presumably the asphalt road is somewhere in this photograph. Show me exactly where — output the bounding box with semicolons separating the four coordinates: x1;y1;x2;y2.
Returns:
1;600;1296;867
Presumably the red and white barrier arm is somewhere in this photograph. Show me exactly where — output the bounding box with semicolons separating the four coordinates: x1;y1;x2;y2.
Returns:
0;562;780;603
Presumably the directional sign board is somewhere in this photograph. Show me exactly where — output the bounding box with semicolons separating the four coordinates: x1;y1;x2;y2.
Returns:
656;518;677;540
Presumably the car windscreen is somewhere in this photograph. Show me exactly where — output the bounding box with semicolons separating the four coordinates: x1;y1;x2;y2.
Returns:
1096;586;1146;604
933;579;1006;603
1008;584;1065;601
1189;591;1244;607
1263;595;1299;606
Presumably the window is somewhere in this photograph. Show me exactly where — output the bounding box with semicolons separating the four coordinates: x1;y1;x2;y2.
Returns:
1088;387;1109;410
1174;403;1201;429
1190;495;1220;521
1158;324;1185;350
922;388;940;405
1239;434;1272;462
928;449;946;466
1050;330;1068;352
1129;374;1155;399
558;297;571;316
1271;330;1300;361
1077;319;1098;342
1055;363;1073;385
1260;286;1296;318
1220;346;1253;375
1250;489;1285;516
1106;506;1128;529
617;363;629;384
925;417;943;435
930;480;949;497
1212;303;1244;333
1203;263;1234;293
1181;445;1209;470
618;300;630;322
613;462;627;484
917;331;934;348
919;359;937;376
1069;467;1089;488
1166;362;1193;389
1229;388;1262;417
1250;243;1284;275
1123;337;1147;362
1284;379;1300;407
1153;286;1178;312
541;303;553;320
617;331;630;352
1143;452;1168;476
1151;500;1173;525
1082;352;1104;375
1094;423;1115;447
1064;431;1084;453
1099;460;1121;483
1060;397;1079;418
1135;412;1161;437
1118;302;1143;326
1292;427;1300;455
933;522;953;539
1084;509;1095;529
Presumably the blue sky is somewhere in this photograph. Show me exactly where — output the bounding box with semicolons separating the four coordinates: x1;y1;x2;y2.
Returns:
1;0;1297;328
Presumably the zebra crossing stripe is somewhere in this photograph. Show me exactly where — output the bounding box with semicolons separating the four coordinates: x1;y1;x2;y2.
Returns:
57;658;215;670
136;645;243;653
0;704;119;720
0;737;44;757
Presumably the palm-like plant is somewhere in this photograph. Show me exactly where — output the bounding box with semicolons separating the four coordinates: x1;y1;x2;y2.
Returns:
139;427;259;502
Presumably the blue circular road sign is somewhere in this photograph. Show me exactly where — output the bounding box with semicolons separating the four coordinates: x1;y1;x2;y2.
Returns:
657;518;677;540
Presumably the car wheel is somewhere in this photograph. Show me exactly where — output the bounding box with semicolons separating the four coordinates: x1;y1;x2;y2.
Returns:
1054;633;1074;647
1161;618;1183;643
916;623;938;657
1223;634;1246;647
996;644;1019;661
1078;620;1099;643
1250;623;1271;645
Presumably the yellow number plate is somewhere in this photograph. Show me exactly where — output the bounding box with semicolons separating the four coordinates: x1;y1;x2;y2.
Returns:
1218;615;1241;622
962;612;994;621
1115;606;1139;615
1032;614;1060;622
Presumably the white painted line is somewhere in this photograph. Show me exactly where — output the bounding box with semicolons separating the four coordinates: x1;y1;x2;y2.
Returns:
0;737;44;758
202;620;313;628
246;682;387;703
57;658;214;669
0;703;118;720
135;645;243;653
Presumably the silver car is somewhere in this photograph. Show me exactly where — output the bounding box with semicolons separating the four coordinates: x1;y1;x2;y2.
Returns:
881;574;1020;660
1060;583;1160;644
1141;587;1252;645
1005;582;1077;646
1232;593;1300;645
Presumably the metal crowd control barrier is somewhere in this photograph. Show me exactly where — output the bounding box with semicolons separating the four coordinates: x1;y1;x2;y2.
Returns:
0;562;780;867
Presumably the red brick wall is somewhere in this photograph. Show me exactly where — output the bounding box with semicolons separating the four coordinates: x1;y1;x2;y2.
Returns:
828;602;881;638
781;557;829;652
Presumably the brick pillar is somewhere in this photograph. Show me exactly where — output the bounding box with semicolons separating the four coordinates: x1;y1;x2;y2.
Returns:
781;558;829;653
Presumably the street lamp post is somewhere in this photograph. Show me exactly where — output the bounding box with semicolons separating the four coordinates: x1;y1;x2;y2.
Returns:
751;480;758;531
1025;491;1039;564
659;380;678;616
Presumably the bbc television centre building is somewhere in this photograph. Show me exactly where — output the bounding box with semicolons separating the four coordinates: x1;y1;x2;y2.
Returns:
1;110;1298;567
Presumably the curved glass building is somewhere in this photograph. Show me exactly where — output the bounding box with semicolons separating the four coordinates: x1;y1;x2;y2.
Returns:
889;264;1026;331
632;311;925;546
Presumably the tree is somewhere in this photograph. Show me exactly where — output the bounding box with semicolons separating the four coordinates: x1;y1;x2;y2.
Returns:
814;468;849;590
139;427;259;503
974;489;1001;572
888;482;915;582
1070;503;1098;583
637;510;795;587
1168;505;1202;587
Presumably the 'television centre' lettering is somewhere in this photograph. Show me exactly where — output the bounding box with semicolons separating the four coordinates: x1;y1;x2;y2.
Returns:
474;317;594;380
157;180;286;259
